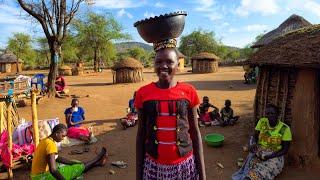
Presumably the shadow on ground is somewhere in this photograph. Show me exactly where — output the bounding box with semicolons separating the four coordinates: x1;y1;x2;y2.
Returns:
69;82;114;87
186;80;256;91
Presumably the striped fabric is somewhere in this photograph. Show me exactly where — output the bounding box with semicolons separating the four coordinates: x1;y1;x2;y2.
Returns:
143;155;199;180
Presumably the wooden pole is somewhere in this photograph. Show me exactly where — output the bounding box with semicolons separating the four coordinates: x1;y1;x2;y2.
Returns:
31;90;40;147
0;102;4;133
7;101;13;179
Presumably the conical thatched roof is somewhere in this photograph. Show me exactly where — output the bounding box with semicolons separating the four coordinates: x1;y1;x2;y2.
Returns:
59;65;72;70
177;50;186;58
191;52;219;61
0;51;23;63
249;24;320;68
251;14;312;48
112;57;144;70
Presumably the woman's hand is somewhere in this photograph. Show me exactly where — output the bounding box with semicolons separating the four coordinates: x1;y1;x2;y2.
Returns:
71;160;83;164
249;144;258;153
256;153;267;161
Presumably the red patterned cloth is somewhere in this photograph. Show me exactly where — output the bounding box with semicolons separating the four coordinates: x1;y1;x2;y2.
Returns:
67;127;90;139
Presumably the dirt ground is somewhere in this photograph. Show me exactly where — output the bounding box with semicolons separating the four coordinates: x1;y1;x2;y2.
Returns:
14;66;320;180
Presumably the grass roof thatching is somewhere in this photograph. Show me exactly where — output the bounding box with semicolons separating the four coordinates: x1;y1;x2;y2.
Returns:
0;51;23;63
249;24;320;68
192;52;220;61
177;50;186;58
251;14;312;48
59;65;72;70
112;57;144;70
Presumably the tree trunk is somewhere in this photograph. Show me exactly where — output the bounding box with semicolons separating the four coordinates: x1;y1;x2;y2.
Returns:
47;41;60;97
16;61;20;74
94;49;98;72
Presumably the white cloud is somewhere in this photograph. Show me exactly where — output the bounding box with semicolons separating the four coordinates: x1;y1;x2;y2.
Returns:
246;24;269;32
143;11;155;18
193;0;225;21
155;2;165;8
117;9;126;17
235;0;279;16
303;0;320;17
94;0;146;9
117;9;133;19
228;28;239;33
206;13;223;21
195;0;216;12
0;4;26;25
282;0;320;18
223;35;255;48
0;4;32;46
127;13;133;19
221;22;230;27
227;24;269;33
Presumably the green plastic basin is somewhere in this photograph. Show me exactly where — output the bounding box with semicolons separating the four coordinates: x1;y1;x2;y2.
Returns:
204;133;225;147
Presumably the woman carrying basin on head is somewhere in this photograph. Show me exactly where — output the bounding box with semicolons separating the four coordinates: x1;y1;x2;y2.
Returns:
134;12;205;180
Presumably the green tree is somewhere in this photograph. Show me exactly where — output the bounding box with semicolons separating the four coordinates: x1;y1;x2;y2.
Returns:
72;12;130;71
239;45;254;58
100;42;117;67
127;47;145;60
229;50;241;60
117;47;153;67
61;34;78;64
179;29;219;61
35;37;50;67
18;0;86;97
239;33;265;59
7;32;36;70
215;45;229;60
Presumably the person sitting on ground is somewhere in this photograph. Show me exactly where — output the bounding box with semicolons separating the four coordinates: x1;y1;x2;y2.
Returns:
31;124;107;180
65;98;85;128
128;91;137;114
121;92;138;129
198;96;221;126
232;104;292;180
243;65;255;84
65;98;91;142
55;74;69;97
220;99;240;126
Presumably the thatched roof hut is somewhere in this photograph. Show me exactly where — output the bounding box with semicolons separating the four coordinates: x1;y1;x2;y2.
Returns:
0;51;23;73
72;61;85;76
58;65;72;76
251;14;312;48
177;50;186;71
191;52;219;73
112;57;144;83
249;24;320;165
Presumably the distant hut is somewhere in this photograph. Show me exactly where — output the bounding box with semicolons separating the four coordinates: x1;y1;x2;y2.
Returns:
58;65;72;76
191;52;219;73
0;51;23;73
72;61;84;76
112;57;144;83
251;14;312;48
249;24;320;166
177;50;186;71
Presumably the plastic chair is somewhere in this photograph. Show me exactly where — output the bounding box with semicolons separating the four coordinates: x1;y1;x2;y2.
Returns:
31;74;46;92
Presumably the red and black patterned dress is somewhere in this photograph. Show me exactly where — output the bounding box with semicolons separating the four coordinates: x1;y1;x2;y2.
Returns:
135;82;200;180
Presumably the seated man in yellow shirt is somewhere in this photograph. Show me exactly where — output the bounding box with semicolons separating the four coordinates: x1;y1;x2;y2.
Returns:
31;124;107;180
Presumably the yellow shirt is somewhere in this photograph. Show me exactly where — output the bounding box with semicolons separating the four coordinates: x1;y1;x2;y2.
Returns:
255;118;292;151
31;137;58;175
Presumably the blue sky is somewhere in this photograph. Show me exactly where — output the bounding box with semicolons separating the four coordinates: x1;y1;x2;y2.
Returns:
1;0;320;49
